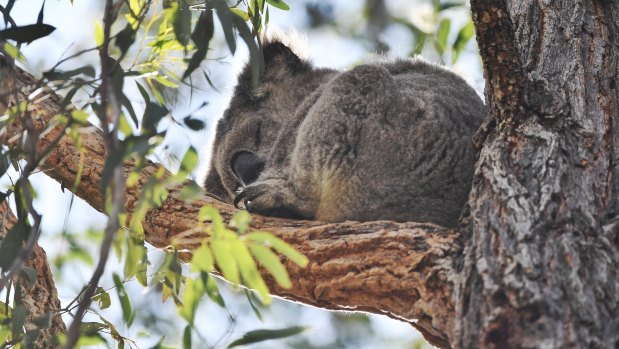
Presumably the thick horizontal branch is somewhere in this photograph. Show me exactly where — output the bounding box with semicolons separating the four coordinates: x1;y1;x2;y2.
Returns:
0;60;460;348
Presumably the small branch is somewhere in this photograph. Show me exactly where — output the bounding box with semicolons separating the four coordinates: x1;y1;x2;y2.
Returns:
0;58;461;348
469;0;530;144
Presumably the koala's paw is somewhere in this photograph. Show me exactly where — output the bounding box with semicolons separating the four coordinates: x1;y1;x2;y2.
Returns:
234;180;310;220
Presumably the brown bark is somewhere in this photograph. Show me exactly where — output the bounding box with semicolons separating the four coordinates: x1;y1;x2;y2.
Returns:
0;202;66;348
459;0;619;348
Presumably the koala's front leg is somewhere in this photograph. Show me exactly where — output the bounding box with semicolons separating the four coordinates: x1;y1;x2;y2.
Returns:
234;178;315;220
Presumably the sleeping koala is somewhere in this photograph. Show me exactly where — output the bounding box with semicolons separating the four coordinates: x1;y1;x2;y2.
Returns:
204;41;485;227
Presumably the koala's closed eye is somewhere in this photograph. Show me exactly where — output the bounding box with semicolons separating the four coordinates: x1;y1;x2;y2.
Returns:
230;151;265;185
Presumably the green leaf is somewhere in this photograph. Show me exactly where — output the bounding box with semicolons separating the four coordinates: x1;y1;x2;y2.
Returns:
452;19;475;64
231;239;270;303
94;20;104;46
136;81;151;105
179;278;203;324
141;102;168;133
120;92;139;128
191;7;214;47
266;0;290;11
213;0;237;54
183;47;207;80
0;301;12;321
0;151;12;179
244;289;264;321
183;116;206;131
174;0;192;46
0;23;56;44
76;334;106;346
149;337;176;349
112;273;135;326
229;8;249;21
198;206;224;235
115;23;137;57
435;18;451;55
3;42;25;62
191;244;214;273
227;326;308;348
249;245;290;288
211;239;240;285
92;288;111;310
11;305;27;339
247;232;309;267
43;66;96;81
100;145;124;197
182;325;192;349
180;181;202;201
204;273;225;307
19;266;37;289
230;210;251;234
178;146;198;177
0;220;28;269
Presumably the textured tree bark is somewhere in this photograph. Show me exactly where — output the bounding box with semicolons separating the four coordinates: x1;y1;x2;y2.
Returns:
0;202;66;348
459;0;619;348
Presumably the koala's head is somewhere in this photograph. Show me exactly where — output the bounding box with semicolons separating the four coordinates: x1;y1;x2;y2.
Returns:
204;41;313;201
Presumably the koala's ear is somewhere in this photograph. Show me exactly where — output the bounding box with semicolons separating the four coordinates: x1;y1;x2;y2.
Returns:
237;41;311;95
261;41;310;80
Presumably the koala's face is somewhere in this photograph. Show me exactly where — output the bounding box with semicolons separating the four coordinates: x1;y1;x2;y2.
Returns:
206;94;284;200
204;41;314;201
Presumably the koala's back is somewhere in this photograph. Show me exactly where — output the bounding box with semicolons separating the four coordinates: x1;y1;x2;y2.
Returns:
283;59;485;225
206;42;486;227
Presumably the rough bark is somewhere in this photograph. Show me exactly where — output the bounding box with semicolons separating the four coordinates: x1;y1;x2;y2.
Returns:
0;202;66;348
459;0;619;348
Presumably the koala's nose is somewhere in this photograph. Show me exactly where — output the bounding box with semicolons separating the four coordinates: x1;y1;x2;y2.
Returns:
230;151;265;185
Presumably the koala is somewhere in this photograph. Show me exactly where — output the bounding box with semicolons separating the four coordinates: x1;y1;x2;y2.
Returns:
204;41;486;227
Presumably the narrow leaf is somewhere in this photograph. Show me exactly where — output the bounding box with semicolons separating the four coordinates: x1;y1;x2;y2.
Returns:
213;0;236;54
266;0;289;11
112;273;135;326
452;20;475;63
435;18;451;55
247;232;309;267
249;244;291;288
174;0;192;46
227;326;308;348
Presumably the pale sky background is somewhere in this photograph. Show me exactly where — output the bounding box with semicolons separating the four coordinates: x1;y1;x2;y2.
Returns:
2;0;483;347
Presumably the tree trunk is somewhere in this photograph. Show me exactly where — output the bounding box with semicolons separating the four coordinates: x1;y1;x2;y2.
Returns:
459;0;619;347
1;1;618;348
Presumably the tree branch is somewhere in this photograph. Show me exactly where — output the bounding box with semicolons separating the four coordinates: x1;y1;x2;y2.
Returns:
0;59;460;347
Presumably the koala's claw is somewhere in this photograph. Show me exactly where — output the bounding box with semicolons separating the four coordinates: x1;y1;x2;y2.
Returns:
233;190;247;209
232;184;308;220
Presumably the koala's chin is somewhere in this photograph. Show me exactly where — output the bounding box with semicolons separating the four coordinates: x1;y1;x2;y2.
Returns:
204;40;486;227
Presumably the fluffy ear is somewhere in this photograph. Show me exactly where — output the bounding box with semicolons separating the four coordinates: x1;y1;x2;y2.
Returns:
261;41;310;80
236;41;311;99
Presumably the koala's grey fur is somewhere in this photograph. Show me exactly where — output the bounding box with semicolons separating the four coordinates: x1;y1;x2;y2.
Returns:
205;41;486;227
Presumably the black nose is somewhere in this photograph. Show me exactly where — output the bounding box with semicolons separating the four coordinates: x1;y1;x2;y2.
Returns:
230;151;265;185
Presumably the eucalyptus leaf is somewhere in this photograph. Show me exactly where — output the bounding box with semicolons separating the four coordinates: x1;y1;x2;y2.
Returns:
227;326;308;348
